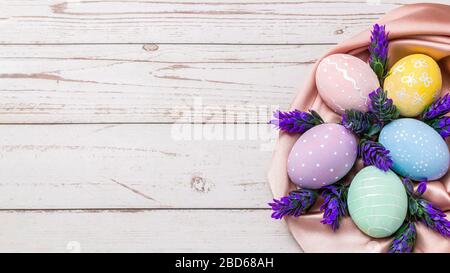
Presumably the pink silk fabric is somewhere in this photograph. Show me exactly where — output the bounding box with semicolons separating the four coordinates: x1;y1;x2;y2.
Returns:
268;3;450;253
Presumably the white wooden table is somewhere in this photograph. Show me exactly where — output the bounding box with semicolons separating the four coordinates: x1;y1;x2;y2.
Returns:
0;0;446;253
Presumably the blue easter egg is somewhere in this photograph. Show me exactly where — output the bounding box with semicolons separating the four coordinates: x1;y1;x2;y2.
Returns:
379;118;449;181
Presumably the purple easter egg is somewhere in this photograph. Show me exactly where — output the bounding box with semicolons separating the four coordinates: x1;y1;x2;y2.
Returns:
287;123;358;189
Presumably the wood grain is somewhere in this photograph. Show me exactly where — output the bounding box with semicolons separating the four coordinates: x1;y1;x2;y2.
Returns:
1;0;443;44
0;209;300;252
0;124;278;209
0;44;328;124
2;0;438;252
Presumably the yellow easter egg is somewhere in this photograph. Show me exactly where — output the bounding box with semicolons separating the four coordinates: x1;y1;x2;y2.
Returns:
384;54;442;117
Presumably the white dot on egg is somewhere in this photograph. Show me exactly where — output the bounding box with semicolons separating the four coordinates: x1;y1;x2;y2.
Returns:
335;176;339;179
295;153;298;156
303;139;307;143
313;178;317;181
345;164;349;167
324;135;329;139
313;134;317;138
320;144;325;148
345;152;349;156
316;163;320;167
308;151;313;155
292;168;295;171
339;141;343;144
330;168;334;172
333;152;337;155
301;163;305;167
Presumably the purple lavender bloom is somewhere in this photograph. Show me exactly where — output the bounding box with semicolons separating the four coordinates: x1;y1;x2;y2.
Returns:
341;109;371;135
403;177;450;238
429;116;450;138
402;177;427;197
388;221;416;253
401;177;414;195
320;184;348;231
269;189;318;219
422;93;450;121
269;109;323;134
369;24;389;82
368;88;399;125
417;180;427;196
358;140;393;172
416;199;450;238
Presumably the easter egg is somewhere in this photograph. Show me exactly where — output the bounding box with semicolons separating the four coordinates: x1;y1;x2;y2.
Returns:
316;54;380;114
379;118;449;181
348;166;408;238
384;54;442;117
287;123;358;189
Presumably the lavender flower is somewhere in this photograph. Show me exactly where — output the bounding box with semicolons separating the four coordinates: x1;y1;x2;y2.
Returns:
358;140;393;171
402;177;415;195
341;109;371;135
388;221;416;253
402;177;426;197
416;180;427;196
320;183;348;231
269;189;318;219
416;199;450;238
428;116;450;138
369;24;389;82
403;178;450;238
422;93;450;121
269;109;324;134
368;88;399;125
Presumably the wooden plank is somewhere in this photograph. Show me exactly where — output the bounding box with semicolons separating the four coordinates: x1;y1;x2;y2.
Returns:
0;124;277;209
0;44;327;124
0;0;444;44
0;210;301;253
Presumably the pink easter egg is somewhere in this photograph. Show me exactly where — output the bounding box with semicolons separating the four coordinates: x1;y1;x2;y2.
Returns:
287;123;358;189
316;54;380;114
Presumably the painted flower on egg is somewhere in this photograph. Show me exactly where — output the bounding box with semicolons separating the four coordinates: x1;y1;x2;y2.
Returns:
316;54;380;114
384;54;442;117
287;123;358;189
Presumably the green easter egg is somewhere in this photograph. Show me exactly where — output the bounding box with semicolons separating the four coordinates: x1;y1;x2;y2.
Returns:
348;166;408;238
